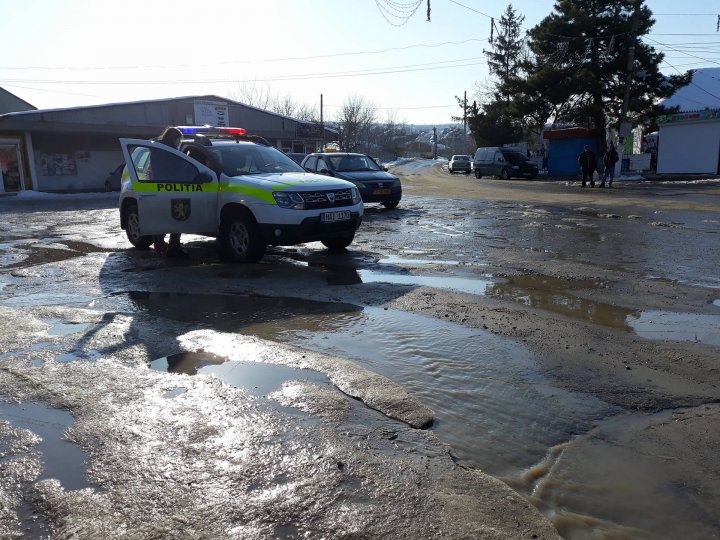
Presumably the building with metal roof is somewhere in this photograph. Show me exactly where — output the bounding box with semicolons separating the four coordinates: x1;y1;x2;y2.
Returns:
0;94;335;193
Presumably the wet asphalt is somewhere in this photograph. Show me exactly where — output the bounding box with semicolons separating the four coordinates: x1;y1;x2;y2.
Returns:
0;170;719;539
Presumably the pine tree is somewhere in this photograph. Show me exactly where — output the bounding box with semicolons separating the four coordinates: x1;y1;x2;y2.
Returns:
461;4;527;147
525;0;689;143
484;4;528;104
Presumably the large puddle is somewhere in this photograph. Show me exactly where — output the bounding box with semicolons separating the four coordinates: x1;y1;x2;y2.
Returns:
0;400;91;538
0;402;90;490
121;291;618;475
149;351;329;396
118;290;720;539
350;270;720;346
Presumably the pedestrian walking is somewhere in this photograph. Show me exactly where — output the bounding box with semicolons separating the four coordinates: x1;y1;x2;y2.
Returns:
577;145;597;188
599;143;619;188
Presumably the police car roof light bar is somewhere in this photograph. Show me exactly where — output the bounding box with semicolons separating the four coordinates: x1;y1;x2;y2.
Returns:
177;126;247;136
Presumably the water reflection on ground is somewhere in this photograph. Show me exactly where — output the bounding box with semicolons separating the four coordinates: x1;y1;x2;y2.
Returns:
236;306;621;475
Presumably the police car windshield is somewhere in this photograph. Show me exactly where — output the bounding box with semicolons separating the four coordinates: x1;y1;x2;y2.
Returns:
208;144;306;176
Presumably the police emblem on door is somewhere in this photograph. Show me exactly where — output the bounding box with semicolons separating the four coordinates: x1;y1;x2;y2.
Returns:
171;199;191;221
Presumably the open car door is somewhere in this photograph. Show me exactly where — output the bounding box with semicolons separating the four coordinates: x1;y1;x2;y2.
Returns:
119;139;218;235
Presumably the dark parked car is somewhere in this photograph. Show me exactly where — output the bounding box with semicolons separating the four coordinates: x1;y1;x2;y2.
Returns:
301;152;401;209
448;154;472;174
104;163;125;191
285;152;307;165
473;147;538;179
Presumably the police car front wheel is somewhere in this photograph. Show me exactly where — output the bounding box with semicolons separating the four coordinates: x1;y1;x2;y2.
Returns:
322;234;355;251
219;211;266;263
125;202;153;249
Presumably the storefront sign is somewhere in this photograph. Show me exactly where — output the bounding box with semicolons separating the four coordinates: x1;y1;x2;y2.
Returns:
194;100;229;127
296;123;324;139
658;109;720;124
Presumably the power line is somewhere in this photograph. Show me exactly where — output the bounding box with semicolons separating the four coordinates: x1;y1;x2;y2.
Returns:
0;37;487;72
325;103;456;110
0;83;99;98
653;13;718;16
446;0;494;19
645;36;720;68
0;58;487;86
374;0;425;26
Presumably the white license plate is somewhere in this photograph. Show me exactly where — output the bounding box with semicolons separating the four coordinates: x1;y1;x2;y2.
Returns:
321;211;351;223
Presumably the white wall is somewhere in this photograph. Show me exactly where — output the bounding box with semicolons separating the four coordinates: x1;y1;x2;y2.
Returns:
34;150;124;192
657;122;720;174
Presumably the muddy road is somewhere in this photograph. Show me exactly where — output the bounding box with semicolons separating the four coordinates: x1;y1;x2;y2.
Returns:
1;162;719;539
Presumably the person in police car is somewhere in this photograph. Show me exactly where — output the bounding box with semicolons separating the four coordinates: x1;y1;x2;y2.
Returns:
152;127;187;258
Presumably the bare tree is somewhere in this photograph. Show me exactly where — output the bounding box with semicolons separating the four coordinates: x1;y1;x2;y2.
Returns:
228;82;274;110
294;102;320;123
229;84;320;124
270;94;297;117
336;95;377;152
375;109;408;159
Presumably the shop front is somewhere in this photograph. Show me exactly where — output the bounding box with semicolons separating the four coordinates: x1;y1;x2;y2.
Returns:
656;109;720;175
0;138;26;193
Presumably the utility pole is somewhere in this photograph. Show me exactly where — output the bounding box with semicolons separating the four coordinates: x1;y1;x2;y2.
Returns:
320;94;324;151
619;0;642;149
433;127;437;159
463;90;467;153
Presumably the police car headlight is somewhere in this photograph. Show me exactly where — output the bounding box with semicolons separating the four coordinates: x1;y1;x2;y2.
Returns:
273;191;306;209
351;187;361;204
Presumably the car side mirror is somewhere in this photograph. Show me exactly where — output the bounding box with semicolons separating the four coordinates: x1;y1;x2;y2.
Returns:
194;171;213;184
381;166;388;171
319;168;332;175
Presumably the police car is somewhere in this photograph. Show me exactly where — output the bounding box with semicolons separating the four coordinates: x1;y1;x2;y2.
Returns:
118;126;364;262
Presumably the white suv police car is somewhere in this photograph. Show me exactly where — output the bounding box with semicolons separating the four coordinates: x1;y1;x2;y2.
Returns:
118;126;363;262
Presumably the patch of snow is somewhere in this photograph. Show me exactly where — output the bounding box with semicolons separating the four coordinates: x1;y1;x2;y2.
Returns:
662;68;720;111
10;191;117;200
386;158;442;175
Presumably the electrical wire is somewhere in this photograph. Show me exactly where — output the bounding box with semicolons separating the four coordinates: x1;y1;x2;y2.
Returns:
0;58;487;86
374;0;425;26
0;37;486;72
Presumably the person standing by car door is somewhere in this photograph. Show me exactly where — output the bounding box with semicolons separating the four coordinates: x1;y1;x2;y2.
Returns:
152;127;188;258
577;145;597;188
599;143;619;188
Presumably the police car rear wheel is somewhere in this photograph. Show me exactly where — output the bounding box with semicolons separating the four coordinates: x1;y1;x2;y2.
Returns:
220;212;266;263
125;203;153;249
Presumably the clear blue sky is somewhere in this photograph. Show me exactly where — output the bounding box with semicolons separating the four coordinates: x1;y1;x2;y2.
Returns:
2;0;720;124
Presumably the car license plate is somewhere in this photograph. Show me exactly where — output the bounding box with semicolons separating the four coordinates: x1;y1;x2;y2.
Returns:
321;211;351;223
373;188;391;195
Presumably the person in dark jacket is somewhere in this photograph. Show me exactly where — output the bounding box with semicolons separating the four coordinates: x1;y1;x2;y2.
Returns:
599;143;619;188
577;145;597;188
152;127;187;258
